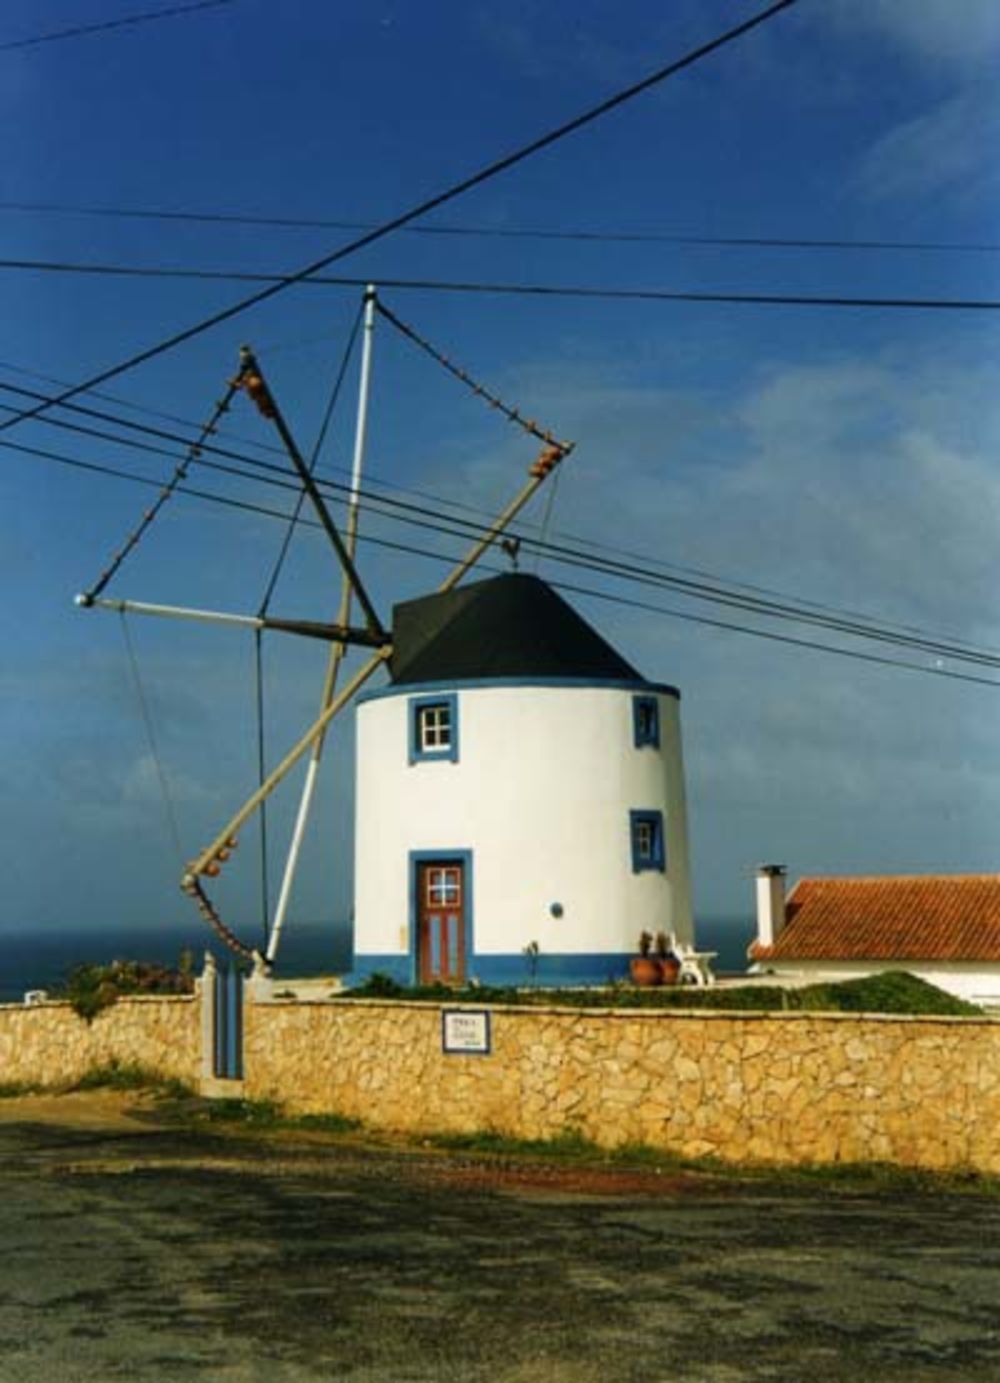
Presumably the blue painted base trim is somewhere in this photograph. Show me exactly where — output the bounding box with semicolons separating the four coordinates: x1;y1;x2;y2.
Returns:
348;951;631;990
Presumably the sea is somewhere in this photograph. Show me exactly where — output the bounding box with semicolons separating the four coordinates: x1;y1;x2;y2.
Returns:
1;917;755;1005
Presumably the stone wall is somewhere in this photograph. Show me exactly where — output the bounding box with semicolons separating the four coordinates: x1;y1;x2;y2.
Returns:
243;999;1000;1173
0;996;199;1088
5;991;1000;1175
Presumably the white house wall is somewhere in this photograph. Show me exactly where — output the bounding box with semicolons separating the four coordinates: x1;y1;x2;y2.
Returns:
353;681;693;986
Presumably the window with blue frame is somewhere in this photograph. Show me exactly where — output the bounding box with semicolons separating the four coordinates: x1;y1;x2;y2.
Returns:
409;693;459;763
632;695;660;748
630;809;666;872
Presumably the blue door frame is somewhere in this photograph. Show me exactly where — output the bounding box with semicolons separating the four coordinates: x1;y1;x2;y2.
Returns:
410;849;474;985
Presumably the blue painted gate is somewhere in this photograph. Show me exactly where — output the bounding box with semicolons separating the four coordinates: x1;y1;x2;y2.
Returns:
213;961;244;1080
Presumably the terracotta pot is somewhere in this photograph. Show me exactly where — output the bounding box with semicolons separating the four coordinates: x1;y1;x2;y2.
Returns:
657;956;681;986
629;956;662;987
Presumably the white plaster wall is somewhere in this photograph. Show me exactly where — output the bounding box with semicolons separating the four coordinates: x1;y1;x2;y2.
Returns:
354;683;693;959
757;959;1000;1007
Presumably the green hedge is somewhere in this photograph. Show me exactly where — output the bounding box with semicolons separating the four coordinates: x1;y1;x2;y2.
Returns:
343;969;979;1016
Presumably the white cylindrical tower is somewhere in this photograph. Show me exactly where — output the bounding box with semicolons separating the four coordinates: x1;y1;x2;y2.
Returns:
351;574;693;987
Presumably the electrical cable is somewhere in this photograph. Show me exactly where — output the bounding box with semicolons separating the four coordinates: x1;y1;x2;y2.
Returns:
0;0;237;52
3;257;998;311
2;200;996;255
5;376;1000;669
0;0;800;435
8;418;1000;680
548;578;1000;691
10;426;998;688
0;355;293;463
1;349;976;656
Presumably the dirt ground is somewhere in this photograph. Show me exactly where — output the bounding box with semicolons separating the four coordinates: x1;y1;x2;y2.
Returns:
2;1093;1000;1382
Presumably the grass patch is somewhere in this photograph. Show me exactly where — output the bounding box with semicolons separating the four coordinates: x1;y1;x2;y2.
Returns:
424;1127;1000;1195
158;1095;363;1138
0;1080;40;1099
426;1126;600;1162
195;1097;283;1127
292;1111;363;1134
136;1090;1000;1196
70;1061;193;1099
343;970;979;1016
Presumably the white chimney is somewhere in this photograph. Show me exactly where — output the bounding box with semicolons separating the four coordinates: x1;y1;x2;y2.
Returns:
755;865;787;948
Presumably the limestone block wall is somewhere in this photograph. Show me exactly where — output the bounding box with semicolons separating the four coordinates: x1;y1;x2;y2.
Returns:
0;996;199;1088
243;999;1000;1174
5;991;1000;1176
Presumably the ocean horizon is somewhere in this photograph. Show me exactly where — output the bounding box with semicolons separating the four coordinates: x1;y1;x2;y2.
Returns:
1;916;755;1004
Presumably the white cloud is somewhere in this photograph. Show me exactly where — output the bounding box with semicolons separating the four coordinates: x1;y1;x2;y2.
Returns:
415;335;1000;910
856;86;1000;204
121;752;214;810
821;0;1000;72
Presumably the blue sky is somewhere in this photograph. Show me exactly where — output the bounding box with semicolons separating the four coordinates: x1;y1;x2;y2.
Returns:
2;0;999;950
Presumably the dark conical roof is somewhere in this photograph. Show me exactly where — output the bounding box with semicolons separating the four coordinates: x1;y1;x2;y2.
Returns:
389;573;645;685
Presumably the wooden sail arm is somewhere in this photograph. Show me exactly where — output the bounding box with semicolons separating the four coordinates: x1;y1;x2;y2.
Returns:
236;346;388;642
438;439;573;593
182;645;392;885
77;594;386;646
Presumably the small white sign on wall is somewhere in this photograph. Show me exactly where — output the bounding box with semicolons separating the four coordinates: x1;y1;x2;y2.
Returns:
442;1009;491;1055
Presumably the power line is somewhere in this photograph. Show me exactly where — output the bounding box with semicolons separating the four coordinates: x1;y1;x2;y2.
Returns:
0;0;800;435
0;0;237;52
0;356;304;462
11;428;996;691
4;370;998;665
9;350;982;651
551;578;1000;692
2;199;995;255
6;398;1000;676
3;257;997;311
6;362;999;671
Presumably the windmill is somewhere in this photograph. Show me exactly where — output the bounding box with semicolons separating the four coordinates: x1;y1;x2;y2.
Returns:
78;286;572;970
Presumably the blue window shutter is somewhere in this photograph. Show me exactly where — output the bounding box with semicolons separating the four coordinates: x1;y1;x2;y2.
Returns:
629;809;666;873
632;695;660;749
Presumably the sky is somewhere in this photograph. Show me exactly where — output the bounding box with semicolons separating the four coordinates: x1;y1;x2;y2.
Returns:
1;0;999;955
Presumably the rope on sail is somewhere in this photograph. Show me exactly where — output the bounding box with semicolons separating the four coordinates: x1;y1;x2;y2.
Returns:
533;464;563;574
79;378;242;603
119;609;184;864
375;301;570;452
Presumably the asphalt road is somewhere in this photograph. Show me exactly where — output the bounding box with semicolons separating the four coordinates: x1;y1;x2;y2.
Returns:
1;1098;999;1382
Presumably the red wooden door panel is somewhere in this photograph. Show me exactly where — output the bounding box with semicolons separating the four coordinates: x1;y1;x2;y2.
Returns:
417;862;465;985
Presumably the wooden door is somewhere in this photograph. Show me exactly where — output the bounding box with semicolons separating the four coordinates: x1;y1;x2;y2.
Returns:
417;861;466;985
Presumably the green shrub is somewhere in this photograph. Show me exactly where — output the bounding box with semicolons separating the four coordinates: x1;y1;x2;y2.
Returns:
54;957;195;1022
342;970;978;1016
793;970;979;1016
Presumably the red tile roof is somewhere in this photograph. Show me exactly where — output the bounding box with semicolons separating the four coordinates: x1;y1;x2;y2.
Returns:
750;874;1000;963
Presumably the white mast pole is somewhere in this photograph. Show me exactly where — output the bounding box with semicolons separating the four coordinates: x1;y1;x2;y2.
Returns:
266;286;378;965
